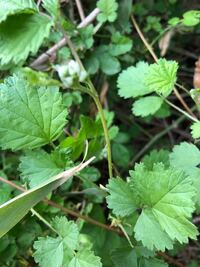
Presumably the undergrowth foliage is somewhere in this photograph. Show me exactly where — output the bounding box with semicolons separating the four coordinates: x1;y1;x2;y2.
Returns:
0;0;200;266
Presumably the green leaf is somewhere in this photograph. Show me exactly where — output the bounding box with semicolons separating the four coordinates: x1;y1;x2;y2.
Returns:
33;236;63;267
94;45;121;75
131;163;197;250
109;32;133;56
183;10;200;26
146;59;178;96
132;96;163;117
52;216;79;251
0;0;37;23
68;248;102;267
134;209;173;251
19;150;69;188
0;158;94;238
168;17;180;26
97;0;118;23
169;142;200;174
99;52;121;75
117;62;152;99
0;13;53;68
106;178;137;217
142;149;170;170
191;122;200;139
0;74;66;150
42;0;59;18
76;25;94;50
111;247;138;267
112;143;130;168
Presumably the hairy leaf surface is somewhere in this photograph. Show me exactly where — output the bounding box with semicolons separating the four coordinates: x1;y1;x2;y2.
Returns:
0;74;66;150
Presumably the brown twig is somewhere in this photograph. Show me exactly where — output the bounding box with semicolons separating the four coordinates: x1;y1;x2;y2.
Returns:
30;8;100;68
131;15;196;119
75;0;85;21
0;176;186;267
158;252;185;267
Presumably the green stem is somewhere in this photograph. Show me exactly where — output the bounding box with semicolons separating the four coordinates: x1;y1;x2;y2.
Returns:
92;93;113;178
57;22;113;178
165;99;198;122
31;208;57;233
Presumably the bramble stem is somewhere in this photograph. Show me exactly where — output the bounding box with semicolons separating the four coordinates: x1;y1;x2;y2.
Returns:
91;91;113;178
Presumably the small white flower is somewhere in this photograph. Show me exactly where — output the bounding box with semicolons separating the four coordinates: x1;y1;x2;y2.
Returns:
62;76;74;87
68;60;81;76
55;64;69;79
79;70;88;82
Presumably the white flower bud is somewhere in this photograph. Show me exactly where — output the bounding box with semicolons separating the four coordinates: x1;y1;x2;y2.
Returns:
79;70;88;82
62;76;74;87
55;64;68;79
68;60;81;76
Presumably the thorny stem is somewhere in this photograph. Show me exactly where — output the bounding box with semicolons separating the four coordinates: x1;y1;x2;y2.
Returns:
0;176;185;267
131;15;197;120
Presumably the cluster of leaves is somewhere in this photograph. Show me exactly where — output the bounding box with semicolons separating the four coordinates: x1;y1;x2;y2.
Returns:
1;0;200;266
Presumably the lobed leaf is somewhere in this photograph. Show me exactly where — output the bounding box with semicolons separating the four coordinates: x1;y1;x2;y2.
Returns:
34;236;64;267
97;0;118;23
146;59;178;96
106;178;137;217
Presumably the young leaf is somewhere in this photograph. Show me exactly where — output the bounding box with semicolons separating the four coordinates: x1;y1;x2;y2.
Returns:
68;248;102;267
0;13;53;67
0;0;37;23
146;59;178;96
117;62;152;99
0;157;94;238
0;74;66;150
191;122;200;139
132;96;163;117
19;150;70;188
97;0;118;23
34;236;63;267
183;10;200;26
106;178;137;217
